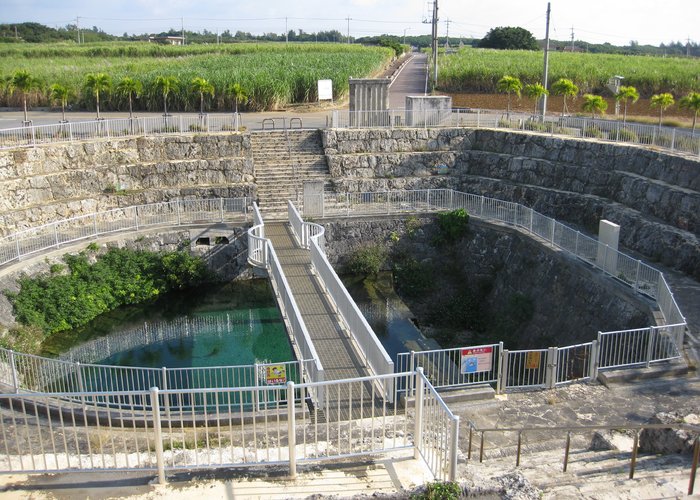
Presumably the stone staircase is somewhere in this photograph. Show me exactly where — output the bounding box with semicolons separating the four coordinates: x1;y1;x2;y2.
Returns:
250;129;332;217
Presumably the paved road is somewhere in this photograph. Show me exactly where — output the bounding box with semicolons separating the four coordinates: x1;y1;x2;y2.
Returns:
388;52;428;109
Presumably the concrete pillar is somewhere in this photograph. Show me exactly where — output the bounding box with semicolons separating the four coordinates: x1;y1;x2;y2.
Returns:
405;96;452;127
596;219;620;275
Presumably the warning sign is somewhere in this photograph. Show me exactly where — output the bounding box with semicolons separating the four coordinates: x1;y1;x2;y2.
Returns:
265;365;287;385
460;346;493;374
525;352;541;370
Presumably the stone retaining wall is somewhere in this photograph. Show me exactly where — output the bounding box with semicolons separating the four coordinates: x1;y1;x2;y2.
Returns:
322;128;700;280
322;215;652;348
0;134;254;235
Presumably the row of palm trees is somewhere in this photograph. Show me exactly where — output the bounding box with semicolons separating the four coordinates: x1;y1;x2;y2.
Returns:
5;70;250;124
496;75;700;132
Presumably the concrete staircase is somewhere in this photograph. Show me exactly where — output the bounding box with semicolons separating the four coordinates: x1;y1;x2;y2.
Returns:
250;129;332;217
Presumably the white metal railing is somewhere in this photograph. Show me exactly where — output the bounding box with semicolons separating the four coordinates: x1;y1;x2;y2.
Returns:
412;367;460;482
396;344;502;395
0;197;249;268
330;108;700;158
314;188;685;324
0;114;244;150
246;202;326;406
0;369;461;483
247;202;267;267
286;201;395;401
309;188;687;392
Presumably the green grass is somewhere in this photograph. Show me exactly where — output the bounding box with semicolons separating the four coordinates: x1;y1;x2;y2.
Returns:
0;41;393;112
439;47;700;97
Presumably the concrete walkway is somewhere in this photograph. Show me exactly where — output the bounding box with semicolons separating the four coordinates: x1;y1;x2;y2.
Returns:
388;52;429;109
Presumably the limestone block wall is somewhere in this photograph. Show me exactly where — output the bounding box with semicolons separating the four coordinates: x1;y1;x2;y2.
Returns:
322;128;700;279
0;134;255;235
321;216;652;348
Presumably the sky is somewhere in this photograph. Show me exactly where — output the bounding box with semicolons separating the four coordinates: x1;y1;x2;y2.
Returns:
2;0;698;46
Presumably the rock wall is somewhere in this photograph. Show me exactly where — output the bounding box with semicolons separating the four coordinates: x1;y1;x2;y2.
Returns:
322;128;700;279
322;215;653;348
0;134;255;235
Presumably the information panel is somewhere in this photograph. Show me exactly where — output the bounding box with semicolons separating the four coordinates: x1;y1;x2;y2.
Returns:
460;346;493;374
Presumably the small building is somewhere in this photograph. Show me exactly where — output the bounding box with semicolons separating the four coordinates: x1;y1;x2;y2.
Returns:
148;36;185;46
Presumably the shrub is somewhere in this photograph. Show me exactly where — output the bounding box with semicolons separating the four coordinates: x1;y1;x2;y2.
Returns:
616;127;639;142
393;256;432;297
583;125;605;138
7;247;211;336
347;244;387;277
436;209;469;244
418;481;461;500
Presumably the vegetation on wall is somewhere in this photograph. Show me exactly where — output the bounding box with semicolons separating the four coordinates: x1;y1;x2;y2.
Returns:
5;246;212;339
347;243;388;277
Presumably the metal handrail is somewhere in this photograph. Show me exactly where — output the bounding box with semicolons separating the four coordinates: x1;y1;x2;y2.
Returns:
466;421;700;494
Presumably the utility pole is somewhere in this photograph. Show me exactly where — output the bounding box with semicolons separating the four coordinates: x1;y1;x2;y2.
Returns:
76;16;80;44
570;26;575;51
181;17;185;45
687;37;691;57
540;2;551;120
285;17;288;44
346;17;351;44
431;0;438;89
445;18;450;48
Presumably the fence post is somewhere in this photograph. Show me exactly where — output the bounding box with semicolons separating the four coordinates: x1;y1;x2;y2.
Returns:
497;349;508;394
150;387;167;485
479;196;484;217
134;207;139;231
93;214;98;238
476;109;480;128
449;416;460;482
550;219;556;247
287;381;297;478
254;362;260;412
75;362;86;410
161;367;170;420
176;201;181;226
689;437;699;495
589;340;599;381
179;115;183;133
629;430;639;479
413;367;425;460
219;198;224;222
8;350;19;393
645;326;656;368
671;129;676;151
68;122;74;141
634;260;641;292
546;347;558;388
30;125;36;147
54;225;60;248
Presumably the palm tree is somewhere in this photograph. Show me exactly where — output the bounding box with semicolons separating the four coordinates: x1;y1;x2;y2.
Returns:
650;93;675;127
615;86;639;123
154;76;179;116
191;77;215;115
9;70;38;123
49;83;70;122
551;78;578;117
84;73;111;119
582;94;608;119
116;77;142;119
226;82;248;114
497;75;522;119
679;92;700;133
523;83;549;116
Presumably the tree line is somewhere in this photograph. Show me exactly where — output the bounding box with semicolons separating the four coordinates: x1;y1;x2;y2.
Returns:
496;75;700;131
2;22;698;58
5;69;248;123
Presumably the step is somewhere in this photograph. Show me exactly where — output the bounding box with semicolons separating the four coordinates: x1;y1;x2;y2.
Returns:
438;384;496;403
597;361;689;387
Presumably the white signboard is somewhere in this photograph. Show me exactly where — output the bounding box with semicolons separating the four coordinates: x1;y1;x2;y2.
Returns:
318;79;333;101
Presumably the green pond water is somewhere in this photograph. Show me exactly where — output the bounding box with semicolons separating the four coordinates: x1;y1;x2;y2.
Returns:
47;273;435;379
47;279;293;369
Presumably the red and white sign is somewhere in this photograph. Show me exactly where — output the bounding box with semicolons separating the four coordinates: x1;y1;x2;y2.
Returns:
460;346;493;374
